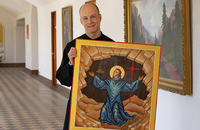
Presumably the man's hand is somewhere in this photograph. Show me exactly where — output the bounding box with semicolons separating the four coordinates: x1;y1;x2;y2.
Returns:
138;75;144;81
68;47;77;65
89;72;94;77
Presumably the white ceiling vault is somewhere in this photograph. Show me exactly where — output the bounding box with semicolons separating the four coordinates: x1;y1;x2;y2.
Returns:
0;0;58;16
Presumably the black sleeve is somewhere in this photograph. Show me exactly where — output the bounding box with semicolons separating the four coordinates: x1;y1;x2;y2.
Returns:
56;41;75;86
56;33;113;87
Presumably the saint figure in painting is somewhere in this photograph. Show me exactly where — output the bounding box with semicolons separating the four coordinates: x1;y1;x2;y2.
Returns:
89;66;144;126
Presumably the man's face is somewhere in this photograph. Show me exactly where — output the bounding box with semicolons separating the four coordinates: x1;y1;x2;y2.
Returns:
80;4;101;36
113;69;120;79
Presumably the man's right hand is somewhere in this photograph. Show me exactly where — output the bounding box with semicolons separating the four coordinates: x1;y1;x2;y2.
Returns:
68;47;77;65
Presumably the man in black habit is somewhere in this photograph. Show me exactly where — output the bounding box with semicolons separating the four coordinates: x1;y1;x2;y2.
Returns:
56;3;114;130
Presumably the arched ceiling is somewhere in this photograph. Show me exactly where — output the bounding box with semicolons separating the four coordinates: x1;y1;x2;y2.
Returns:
0;0;58;16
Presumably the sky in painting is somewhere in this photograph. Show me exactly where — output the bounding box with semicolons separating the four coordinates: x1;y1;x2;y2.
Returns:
133;0;178;37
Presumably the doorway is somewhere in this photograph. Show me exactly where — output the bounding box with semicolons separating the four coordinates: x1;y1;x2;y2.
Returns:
16;18;25;64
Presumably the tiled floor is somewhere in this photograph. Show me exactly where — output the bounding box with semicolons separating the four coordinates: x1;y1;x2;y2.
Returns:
0;67;69;130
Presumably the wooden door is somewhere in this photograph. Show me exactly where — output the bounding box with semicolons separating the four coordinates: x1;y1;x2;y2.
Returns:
51;12;57;85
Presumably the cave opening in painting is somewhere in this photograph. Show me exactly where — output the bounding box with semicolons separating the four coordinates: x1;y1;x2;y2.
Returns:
131;0;183;81
83;56;148;102
83;56;148;128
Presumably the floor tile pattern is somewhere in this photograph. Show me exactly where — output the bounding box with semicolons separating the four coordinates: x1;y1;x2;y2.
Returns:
0;67;68;130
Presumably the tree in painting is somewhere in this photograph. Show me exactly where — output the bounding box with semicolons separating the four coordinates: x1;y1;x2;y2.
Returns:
131;0;183;81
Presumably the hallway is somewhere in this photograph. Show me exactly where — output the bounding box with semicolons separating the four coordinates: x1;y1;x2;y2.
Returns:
0;67;68;130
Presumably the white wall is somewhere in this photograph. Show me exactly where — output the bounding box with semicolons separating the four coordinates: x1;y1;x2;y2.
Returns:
15;5;39;70
37;0;199;130
0;6;35;68
16;12;31;68
97;0;124;42
30;5;38;70
38;0;69;80
0;8;15;63
37;0;123;80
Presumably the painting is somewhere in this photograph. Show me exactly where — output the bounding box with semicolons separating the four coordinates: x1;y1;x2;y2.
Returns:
62;6;73;51
0;23;4;61
124;0;192;95
85;0;96;4
69;39;161;130
0;23;3;44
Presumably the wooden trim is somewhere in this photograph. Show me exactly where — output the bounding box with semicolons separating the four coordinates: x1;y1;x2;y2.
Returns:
39;74;52;87
25;68;38;75
39;74;70;97
85;0;96;4
31;70;38;74
0;63;25;67
51;11;57;85
57;84;70;96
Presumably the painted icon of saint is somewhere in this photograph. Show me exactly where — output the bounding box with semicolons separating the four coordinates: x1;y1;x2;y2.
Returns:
89;65;144;126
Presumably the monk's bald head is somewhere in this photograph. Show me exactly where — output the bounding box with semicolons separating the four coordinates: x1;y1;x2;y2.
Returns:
79;3;100;17
79;3;102;39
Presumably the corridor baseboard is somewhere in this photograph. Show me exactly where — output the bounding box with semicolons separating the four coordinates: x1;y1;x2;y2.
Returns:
0;63;25;67
25;68;38;74
38;74;70;97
